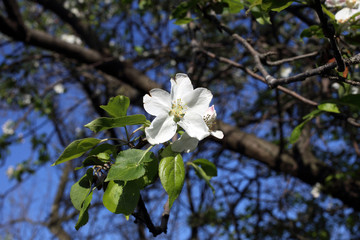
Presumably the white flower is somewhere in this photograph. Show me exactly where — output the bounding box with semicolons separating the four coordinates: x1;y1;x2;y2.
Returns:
54;84;65;94
326;0;360;23
331;82;341;90
6;166;15;178
280;66;292;78
311;182;322;198
172;105;224;153
60;34;82;45
22;94;31;105
2;120;15;135
143;73;212;145
325;0;347;8
351;86;359;94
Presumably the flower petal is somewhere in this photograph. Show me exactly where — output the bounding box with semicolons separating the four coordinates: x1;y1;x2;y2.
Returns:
335;7;360;22
170;73;193;100
143;88;171;116
145;114;177;145
183;88;213;114
178;113;209;140
211;130;224;139
171;132;199;153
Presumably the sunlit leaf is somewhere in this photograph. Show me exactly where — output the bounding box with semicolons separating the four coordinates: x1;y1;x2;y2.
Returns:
84;114;146;133
106;149;155;181
52;138;101;166
159;154;185;208
261;0;293;12
223;0;244;13
318;103;340;113
100;95;130;117
289;119;310;144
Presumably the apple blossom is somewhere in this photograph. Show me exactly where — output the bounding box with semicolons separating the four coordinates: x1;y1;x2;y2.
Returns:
143;73;212;145
171;105;224;153
2;120;15;135
325;0;360;23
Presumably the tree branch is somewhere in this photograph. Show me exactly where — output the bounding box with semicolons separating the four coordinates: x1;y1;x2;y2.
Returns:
30;0;107;54
133;195;170;237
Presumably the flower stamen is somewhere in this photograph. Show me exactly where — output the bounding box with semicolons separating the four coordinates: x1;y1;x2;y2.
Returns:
169;98;188;122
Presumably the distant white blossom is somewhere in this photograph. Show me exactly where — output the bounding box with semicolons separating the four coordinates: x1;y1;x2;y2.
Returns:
54;84;65;94
60;34;82;45
2;120;15;135
280;66;292;78
351;86;359;94
22;94;32;105
311;182;322;198
331;82;341;90
6;166;15;179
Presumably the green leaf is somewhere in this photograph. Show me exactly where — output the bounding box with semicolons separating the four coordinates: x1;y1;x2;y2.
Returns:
261;0;293;12
189;162;215;194
318;103;340;113
290;108;327;144
250;6;271;25
106;149;155;182
88;143;117;156
52;138;101;166
75;191;93;230
136;155;159;189
303;109;323;120
100;95;130;117
339;94;360;110
223;0;244;14
70;168;93;211
322;4;335;20
174;17;194;25
84;114;146;133
160;145;177;158
289;119;310;144
103;180;140;215
159;154;185;208
193;159;217;177
300;25;324;39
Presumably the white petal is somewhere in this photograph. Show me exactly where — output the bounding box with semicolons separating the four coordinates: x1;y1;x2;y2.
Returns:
171;132;199;153
211;130;224;139
170;73;193;100
145;114;177;145
325;0;347;7
183;88;213;114
143;88;171;116
178;113;209;140
335;7;356;22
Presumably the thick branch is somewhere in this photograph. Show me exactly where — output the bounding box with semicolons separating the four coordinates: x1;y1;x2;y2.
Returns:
215;121;360;211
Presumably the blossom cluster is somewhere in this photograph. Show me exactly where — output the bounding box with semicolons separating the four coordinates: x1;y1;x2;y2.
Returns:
325;0;360;23
143;73;223;152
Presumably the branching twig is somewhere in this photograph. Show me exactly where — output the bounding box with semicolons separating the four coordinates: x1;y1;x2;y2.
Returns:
133;195;170;237
266;51;319;66
312;0;345;72
197;47;318;106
